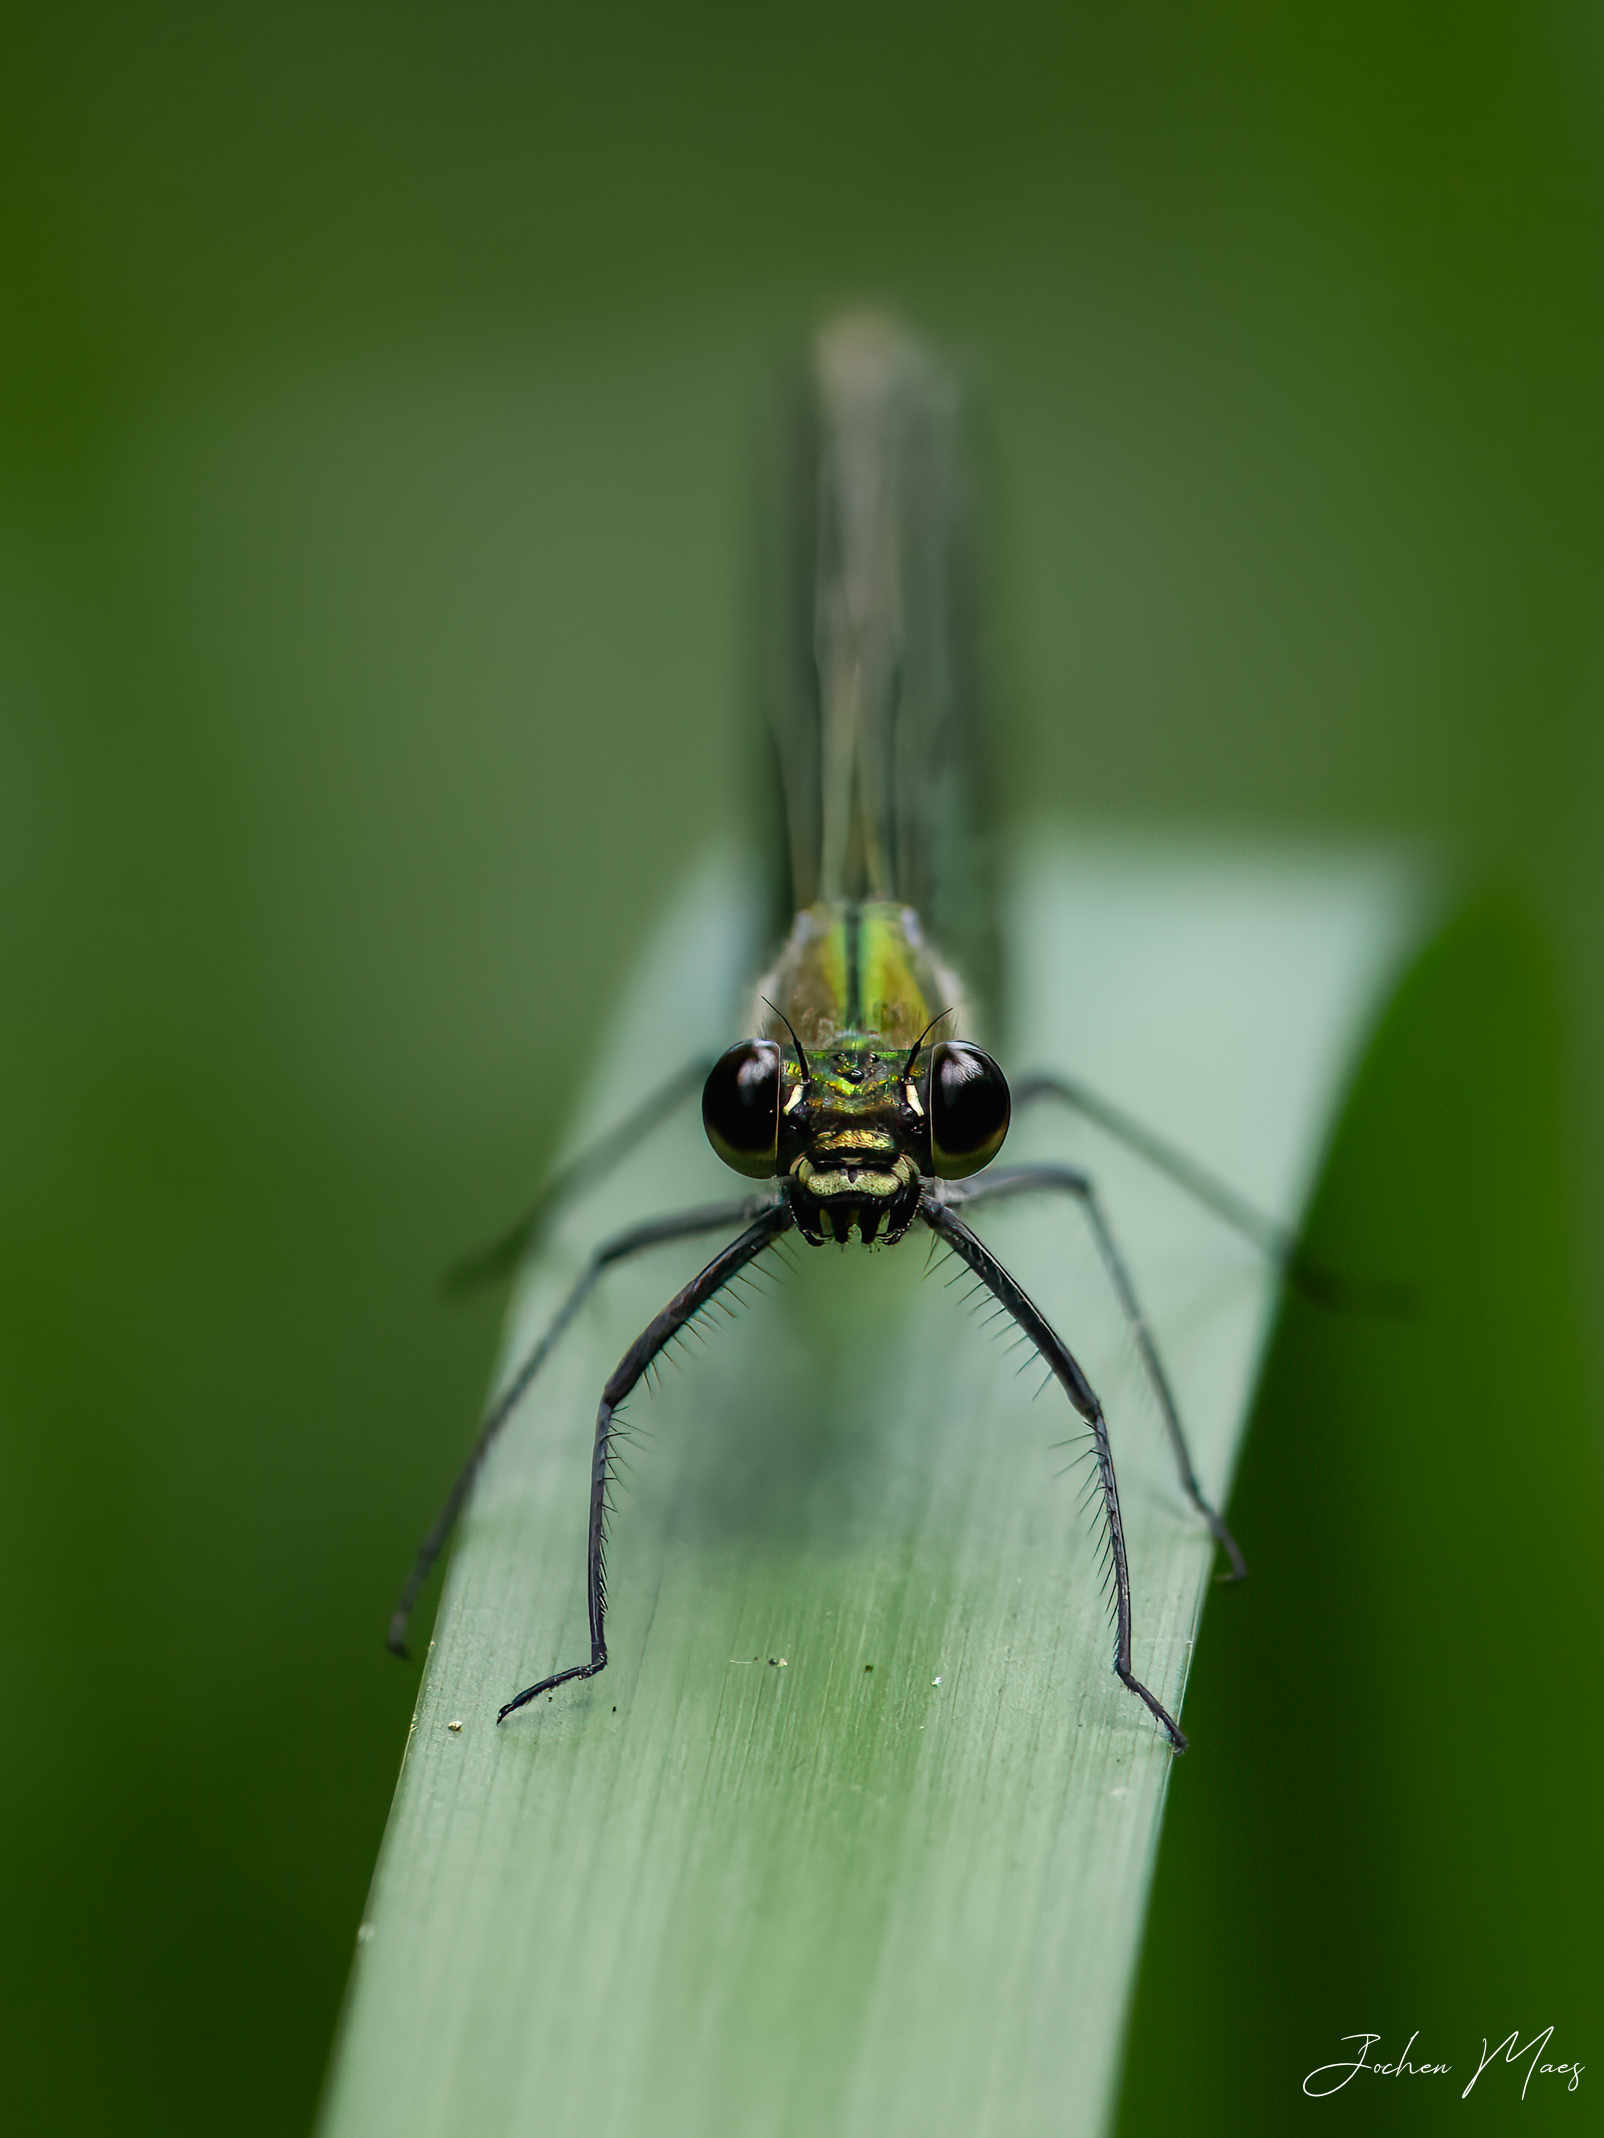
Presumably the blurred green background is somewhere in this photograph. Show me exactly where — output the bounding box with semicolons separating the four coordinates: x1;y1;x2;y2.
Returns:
2;4;1601;2132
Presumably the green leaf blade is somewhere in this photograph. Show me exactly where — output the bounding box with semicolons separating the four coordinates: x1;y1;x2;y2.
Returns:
321;832;1422;2138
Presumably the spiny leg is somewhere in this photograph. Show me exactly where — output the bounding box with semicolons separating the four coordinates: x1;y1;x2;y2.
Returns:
952;1162;1245;1580
390;1194;770;1657
920;1194;1187;1753
497;1199;798;1724
443;1053;715;1295
1011;1072;1290;1259
1011;1070;1412;1312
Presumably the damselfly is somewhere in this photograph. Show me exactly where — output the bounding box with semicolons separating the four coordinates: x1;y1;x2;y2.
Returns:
391;316;1284;1753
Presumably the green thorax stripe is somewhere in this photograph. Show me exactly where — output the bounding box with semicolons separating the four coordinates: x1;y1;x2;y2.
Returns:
755;899;965;1053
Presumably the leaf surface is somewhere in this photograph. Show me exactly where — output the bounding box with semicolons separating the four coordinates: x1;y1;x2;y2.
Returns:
321;832;1422;2138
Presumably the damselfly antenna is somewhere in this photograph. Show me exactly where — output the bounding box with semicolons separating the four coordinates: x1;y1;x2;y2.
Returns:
762;996;813;1086
900;1007;955;1082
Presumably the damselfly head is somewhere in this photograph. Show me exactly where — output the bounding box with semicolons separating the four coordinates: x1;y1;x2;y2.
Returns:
701;1032;1010;1242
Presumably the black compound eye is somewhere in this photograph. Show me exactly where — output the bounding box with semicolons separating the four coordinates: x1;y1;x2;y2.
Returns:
702;1041;782;1178
928;1041;1010;1179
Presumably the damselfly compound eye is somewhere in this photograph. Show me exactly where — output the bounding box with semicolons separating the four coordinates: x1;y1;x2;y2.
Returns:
702;1041;782;1177
927;1041;1010;1178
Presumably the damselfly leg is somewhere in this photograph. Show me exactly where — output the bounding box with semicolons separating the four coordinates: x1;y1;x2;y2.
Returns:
493;1200;795;1722
406;1159;1193;1747
404;1057;1270;1743
442;1055;715;1296
949;1162;1247;1581
1015;1071;1414;1312
389;1193;771;1657
917;1196;1188;1752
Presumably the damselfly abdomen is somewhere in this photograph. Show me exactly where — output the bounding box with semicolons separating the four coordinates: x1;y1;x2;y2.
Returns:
393;316;1264;1752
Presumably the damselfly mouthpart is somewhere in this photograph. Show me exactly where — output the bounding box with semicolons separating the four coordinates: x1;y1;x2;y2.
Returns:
392;315;1283;1753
